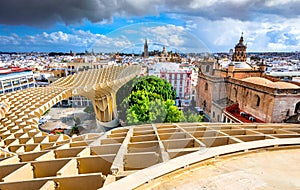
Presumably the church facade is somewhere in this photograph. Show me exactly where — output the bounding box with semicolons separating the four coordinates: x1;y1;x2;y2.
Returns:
196;34;300;123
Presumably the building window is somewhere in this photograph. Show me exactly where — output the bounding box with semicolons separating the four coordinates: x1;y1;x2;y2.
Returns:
233;88;237;98
205;83;208;91
254;95;260;107
217;115;220;122
206;65;210;73
213;111;215;118
295;101;300;114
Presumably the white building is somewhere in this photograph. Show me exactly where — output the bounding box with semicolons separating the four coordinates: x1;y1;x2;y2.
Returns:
149;62;193;106
0;67;35;94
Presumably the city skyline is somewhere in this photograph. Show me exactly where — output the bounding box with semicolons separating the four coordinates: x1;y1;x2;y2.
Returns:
1;0;300;53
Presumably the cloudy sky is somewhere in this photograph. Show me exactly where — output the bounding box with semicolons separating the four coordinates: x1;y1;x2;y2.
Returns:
1;0;300;53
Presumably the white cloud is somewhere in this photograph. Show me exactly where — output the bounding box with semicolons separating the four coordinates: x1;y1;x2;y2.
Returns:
1;0;300;52
264;0;298;7
0;30;121;52
91;34;133;52
142;25;185;47
1;15;300;53
0;35;20;45
185;20;197;31
182;15;300;52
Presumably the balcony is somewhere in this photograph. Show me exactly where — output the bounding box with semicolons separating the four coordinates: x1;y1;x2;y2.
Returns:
224;104;264;123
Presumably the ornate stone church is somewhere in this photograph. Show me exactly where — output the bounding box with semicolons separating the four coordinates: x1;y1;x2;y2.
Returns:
196;34;300;124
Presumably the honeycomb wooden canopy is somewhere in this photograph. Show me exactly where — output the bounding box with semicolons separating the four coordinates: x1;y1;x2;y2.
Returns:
0;65;141;125
0;122;299;189
0;65;299;189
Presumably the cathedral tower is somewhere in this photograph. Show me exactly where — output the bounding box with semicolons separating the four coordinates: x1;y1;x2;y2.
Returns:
232;33;247;62
144;38;149;58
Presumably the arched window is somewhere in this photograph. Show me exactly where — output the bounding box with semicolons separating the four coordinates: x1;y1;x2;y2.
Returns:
295;102;300;114
232;88;237;99
206;65;210;73
213;111;215;118
254;95;260;107
205;83;208;91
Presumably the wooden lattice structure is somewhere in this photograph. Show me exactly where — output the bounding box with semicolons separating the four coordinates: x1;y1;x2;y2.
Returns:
0;65;299;189
0;65;140;127
0;123;299;189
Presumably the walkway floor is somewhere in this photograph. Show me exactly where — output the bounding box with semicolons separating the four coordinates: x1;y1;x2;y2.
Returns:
40;107;103;133
138;148;300;190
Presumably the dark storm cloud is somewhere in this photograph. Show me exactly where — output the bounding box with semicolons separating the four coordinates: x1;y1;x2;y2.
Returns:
0;0;300;26
0;0;159;26
163;0;300;21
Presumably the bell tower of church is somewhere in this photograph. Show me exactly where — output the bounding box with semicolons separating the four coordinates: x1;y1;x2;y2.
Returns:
144;38;149;58
232;33;247;62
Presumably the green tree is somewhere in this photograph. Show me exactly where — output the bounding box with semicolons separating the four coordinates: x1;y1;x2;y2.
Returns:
126;91;151;124
149;99;168;123
126;95;183;125
181;109;203;122
118;76;182;125
127;90;162;107
131;76;176;101
165;100;183;123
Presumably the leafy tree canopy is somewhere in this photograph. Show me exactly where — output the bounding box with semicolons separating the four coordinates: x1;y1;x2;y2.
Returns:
118;76;201;125
131;76;176;101
121;76;179;125
126;97;182;125
181;109;203;122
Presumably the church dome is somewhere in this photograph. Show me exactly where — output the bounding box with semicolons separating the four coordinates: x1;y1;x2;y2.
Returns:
235;35;246;48
242;77;274;87
242;77;300;89
273;82;300;89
